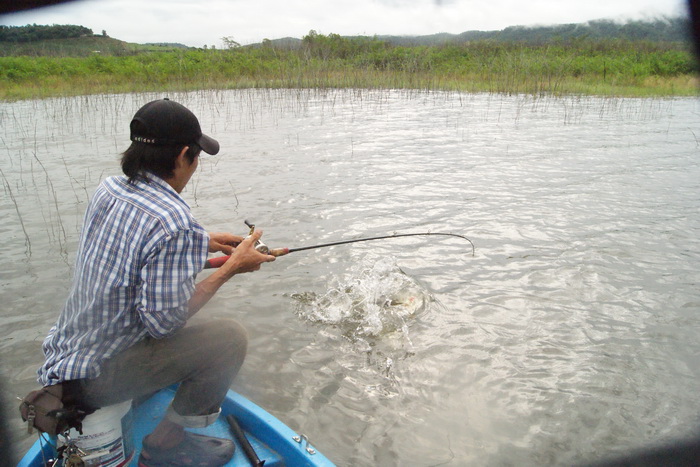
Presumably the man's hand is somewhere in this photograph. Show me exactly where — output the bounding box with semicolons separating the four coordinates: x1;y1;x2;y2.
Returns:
220;230;275;277
189;230;274;318
208;232;243;255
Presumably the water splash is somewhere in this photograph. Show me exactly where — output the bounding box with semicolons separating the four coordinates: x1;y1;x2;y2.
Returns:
291;255;431;343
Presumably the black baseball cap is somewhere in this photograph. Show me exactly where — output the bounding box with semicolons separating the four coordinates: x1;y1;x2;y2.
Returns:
130;98;220;155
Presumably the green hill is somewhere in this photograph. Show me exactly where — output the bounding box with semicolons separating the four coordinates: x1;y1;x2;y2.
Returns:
0;31;189;57
255;17;692;49
1;35;134;56
374;17;692;46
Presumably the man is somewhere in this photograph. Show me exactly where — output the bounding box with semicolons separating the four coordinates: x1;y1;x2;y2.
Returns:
37;98;275;466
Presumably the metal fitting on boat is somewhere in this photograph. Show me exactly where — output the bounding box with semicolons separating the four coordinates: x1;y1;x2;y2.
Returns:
293;433;317;455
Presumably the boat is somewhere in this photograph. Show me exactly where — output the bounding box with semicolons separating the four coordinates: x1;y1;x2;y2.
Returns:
18;385;335;466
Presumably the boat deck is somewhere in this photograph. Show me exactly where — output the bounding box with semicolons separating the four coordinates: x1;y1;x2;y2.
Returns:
19;386;334;467
134;388;285;466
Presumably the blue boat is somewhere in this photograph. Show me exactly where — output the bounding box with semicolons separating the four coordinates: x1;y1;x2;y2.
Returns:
18;386;335;466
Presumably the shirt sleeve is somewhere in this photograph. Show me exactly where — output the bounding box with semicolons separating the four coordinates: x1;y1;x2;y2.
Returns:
136;228;209;338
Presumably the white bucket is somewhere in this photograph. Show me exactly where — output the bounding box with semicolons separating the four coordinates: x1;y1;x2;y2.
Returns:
60;399;134;467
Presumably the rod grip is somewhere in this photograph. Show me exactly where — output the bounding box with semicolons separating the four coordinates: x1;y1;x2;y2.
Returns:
269;247;289;257
204;255;230;269
203;248;289;269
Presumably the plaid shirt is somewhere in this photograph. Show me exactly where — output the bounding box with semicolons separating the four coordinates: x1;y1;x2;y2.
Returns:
38;173;209;386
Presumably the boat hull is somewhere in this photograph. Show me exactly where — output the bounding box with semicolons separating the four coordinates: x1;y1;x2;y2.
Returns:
18;386;334;467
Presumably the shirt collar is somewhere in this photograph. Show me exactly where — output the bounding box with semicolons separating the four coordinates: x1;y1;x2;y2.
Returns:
140;171;191;209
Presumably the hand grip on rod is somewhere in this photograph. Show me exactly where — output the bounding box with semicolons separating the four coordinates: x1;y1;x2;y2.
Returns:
204;248;289;269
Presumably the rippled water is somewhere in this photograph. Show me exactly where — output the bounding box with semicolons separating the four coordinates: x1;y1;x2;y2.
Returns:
2;90;699;465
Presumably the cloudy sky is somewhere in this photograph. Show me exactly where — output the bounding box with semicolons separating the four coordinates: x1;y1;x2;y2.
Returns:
0;0;689;47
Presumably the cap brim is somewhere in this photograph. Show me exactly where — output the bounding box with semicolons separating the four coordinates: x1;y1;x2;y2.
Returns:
197;133;220;155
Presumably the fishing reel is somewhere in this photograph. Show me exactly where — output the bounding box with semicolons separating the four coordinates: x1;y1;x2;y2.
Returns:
244;220;270;254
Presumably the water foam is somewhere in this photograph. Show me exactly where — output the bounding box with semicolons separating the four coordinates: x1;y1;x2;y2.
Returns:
292;255;431;342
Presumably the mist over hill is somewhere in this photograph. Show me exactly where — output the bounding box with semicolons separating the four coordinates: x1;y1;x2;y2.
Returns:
256;16;691;49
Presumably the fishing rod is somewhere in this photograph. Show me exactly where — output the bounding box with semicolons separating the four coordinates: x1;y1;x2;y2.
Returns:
204;221;475;269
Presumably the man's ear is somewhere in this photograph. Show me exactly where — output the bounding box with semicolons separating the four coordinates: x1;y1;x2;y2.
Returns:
174;146;190;168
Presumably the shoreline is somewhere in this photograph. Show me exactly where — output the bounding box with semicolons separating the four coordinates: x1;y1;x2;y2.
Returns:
1;73;698;102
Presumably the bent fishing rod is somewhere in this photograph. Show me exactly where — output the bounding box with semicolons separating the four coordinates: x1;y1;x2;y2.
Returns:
204;221;475;269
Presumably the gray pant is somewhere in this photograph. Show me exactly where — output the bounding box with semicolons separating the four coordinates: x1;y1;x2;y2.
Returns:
71;319;248;428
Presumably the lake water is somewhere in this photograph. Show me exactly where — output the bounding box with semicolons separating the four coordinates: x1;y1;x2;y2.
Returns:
2;89;699;465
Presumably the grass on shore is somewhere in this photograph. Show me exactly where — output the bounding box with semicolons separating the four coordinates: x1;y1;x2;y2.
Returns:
1;38;697;100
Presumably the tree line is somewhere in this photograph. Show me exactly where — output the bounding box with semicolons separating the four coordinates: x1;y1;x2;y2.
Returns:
362;17;693;47
0;24;94;42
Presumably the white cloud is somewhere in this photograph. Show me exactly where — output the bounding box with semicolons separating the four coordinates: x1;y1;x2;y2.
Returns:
0;0;688;47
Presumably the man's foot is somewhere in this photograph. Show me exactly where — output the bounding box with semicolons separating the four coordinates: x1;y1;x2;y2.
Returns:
138;432;235;467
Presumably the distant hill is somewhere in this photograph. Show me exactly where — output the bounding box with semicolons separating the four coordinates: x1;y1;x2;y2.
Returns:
1;16;692;57
0;24;92;42
252;37;303;50
0;35;193;57
256;16;692;49
143;42;189;49
0;35;134;56
383;17;691;46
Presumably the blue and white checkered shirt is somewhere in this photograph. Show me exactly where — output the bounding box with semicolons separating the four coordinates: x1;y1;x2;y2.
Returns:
38;173;209;386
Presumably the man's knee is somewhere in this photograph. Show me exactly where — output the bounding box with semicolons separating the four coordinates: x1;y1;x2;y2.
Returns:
206;319;248;360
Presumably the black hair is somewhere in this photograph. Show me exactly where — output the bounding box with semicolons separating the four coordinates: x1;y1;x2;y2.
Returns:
120;142;200;183
120;143;196;182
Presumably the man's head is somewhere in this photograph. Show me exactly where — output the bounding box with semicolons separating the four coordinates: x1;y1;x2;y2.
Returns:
121;98;219;182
